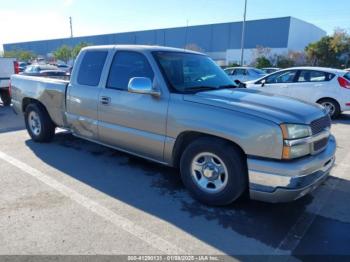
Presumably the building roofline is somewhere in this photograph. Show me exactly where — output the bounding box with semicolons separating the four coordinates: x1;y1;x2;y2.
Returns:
4;16;299;46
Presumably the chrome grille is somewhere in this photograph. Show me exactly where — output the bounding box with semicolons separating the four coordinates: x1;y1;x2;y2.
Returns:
310;115;331;135
314;137;329;152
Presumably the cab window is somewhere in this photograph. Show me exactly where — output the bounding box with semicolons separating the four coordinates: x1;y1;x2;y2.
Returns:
107;51;154;91
77;51;108;87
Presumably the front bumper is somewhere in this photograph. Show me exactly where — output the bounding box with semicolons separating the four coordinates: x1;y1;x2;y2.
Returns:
248;135;336;203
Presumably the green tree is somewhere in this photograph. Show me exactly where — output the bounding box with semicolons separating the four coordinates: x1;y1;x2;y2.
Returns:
72;42;91;58
276;55;295;68
3;50;35;61
305;29;350;68
255;56;272;68
54;45;72;63
228;62;240;67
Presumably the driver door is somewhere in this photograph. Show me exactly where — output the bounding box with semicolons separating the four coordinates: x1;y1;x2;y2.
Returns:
97;50;169;161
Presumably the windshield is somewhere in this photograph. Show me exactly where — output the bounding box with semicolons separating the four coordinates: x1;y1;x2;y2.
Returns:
153;51;235;93
251;68;266;75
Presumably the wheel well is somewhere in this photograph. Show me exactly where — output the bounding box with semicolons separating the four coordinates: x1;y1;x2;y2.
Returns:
22;98;44;112
172;131;246;168
316;97;340;106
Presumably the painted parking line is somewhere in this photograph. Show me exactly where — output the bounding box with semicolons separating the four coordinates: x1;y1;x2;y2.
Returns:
0;150;185;255
271;151;350;258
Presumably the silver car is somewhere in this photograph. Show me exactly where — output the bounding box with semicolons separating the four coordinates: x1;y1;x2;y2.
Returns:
224;67;266;83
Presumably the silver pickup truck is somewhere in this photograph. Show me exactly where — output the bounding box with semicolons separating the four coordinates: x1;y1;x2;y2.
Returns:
11;45;336;205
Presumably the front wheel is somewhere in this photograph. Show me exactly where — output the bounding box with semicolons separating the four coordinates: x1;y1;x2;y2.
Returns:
0;90;11;106
24;103;56;142
180;137;247;206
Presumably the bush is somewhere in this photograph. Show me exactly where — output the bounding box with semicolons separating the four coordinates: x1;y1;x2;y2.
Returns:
276;56;295;68
255;56;272;68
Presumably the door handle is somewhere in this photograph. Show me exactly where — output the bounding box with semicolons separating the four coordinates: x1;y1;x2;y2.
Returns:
100;96;111;105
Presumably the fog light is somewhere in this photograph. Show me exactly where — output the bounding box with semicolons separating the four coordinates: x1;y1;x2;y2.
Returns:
283;143;311;159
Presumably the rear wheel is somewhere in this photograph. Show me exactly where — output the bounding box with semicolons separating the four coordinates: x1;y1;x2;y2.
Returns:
24;103;56;142
180;137;247;206
318;98;341;119
0;90;11;106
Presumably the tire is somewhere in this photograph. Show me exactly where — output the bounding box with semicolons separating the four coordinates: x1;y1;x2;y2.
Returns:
24;103;56;142
318;98;341;119
0;90;11;106
180;137;247;206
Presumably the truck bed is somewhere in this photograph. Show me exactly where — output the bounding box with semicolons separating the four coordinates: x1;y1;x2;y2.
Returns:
11;74;69;127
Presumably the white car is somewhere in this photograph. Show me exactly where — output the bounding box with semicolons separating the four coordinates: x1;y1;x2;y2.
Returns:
224;67;266;83
245;67;350;118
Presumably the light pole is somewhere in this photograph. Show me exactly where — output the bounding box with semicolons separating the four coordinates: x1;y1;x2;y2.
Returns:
240;0;247;66
69;17;74;38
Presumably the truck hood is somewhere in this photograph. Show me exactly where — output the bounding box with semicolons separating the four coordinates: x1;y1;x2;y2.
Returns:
183;88;327;124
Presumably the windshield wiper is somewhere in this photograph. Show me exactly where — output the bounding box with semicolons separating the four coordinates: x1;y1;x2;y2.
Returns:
184;86;219;93
184;84;237;93
217;84;237;89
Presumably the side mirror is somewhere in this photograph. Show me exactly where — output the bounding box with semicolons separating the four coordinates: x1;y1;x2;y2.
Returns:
234;80;241;85
128;77;160;97
261;79;266;87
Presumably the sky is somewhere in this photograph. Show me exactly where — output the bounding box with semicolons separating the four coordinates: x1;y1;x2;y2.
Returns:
1;0;350;52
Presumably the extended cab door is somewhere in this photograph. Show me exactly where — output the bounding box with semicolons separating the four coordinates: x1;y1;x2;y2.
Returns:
250;70;298;96
66;50;109;140
97;50;169;162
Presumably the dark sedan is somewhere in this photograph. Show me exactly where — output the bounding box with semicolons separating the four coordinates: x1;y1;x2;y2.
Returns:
21;65;70;80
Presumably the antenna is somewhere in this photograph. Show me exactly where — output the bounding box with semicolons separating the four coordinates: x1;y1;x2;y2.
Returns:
69;17;74;38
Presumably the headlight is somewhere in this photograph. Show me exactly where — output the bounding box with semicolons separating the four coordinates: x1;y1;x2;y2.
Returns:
280;124;311;139
281;124;312;159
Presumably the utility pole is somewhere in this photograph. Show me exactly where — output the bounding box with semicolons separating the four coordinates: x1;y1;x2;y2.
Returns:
240;0;247;66
69;17;73;38
184;19;189;50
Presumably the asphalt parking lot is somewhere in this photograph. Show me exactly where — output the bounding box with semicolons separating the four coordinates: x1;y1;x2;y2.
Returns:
0;101;350;259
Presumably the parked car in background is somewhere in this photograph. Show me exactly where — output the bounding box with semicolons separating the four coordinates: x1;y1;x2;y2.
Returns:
0;57;18;106
246;67;350;118
224;67;266;83
57;63;72;73
262;67;281;74
18;62;29;73
22;64;70;80
11;45;336;205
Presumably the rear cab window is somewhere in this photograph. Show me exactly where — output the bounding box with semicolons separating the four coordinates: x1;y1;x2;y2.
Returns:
77;51;108;86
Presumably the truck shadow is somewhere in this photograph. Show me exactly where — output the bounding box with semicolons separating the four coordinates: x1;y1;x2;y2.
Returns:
0;104;25;133
333;113;350;125
25;132;349;255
